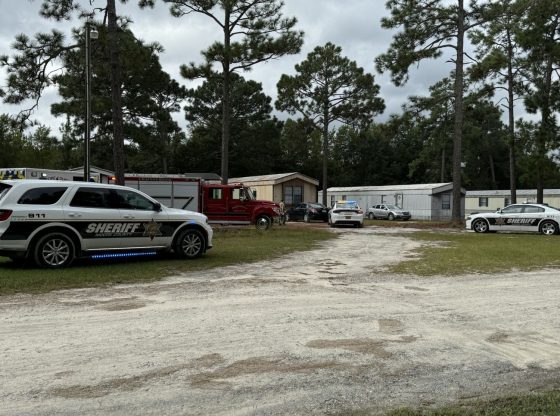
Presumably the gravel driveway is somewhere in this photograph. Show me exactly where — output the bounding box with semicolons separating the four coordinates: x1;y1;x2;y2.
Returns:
1;227;560;415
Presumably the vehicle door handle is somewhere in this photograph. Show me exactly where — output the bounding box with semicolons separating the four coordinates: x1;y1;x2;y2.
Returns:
68;213;82;218
123;214;135;219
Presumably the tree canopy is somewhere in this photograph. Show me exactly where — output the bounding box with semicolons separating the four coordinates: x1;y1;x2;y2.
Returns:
276;42;385;205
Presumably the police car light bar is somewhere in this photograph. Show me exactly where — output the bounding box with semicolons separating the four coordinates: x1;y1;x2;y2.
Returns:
90;251;157;260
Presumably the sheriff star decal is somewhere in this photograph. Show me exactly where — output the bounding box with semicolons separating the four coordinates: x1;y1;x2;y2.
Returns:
495;217;506;225
143;219;163;240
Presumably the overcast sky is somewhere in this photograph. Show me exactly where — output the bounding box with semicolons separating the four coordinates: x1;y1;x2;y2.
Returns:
0;0;455;133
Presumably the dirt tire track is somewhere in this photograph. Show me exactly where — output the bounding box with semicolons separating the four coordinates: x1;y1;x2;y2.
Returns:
1;228;560;415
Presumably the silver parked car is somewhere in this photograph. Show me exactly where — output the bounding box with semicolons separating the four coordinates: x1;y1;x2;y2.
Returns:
367;204;411;221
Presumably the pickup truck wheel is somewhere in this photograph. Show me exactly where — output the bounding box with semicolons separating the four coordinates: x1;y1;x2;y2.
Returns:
33;232;75;268
368;212;374;220
255;215;271;230
175;229;205;259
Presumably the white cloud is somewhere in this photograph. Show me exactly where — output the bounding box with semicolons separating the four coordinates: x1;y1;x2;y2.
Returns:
0;0;469;131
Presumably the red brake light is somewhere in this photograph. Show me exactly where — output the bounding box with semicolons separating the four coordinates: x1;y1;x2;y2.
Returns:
0;210;13;221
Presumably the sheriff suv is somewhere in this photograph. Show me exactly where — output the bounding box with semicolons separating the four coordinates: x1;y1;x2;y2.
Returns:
0;180;213;268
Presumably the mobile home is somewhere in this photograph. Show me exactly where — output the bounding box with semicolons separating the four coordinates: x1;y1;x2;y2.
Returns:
320;183;465;220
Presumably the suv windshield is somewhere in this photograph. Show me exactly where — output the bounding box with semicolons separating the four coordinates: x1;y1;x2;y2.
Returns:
385;204;401;210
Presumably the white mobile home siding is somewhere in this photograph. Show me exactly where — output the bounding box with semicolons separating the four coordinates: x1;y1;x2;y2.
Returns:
320;183;464;220
466;189;560;215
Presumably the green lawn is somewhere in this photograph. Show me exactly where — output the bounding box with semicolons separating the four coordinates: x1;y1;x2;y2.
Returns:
336;390;560;416
389;231;560;276
0;225;336;295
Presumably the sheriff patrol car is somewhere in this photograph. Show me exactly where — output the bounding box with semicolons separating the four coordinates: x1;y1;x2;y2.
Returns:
466;203;560;235
0;180;213;268
328;200;364;228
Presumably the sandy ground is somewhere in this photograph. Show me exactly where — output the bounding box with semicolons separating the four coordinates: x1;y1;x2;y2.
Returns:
1;226;560;416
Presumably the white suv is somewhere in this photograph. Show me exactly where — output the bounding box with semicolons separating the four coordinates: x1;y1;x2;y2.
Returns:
0;180;213;268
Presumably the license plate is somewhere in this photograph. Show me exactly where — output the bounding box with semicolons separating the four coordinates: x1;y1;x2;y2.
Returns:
345;215;351;219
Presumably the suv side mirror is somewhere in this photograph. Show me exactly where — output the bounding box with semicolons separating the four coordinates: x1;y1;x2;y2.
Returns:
154;202;162;212
496;208;501;213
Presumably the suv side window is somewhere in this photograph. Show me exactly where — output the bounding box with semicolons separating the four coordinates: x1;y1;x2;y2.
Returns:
18;187;68;205
70;187;120;209
117;189;157;211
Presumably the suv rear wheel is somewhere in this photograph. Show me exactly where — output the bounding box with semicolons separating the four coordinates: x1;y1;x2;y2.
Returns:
33;232;76;268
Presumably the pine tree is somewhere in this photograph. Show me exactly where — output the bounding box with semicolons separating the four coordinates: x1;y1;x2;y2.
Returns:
376;0;487;223
276;43;385;205
142;0;303;184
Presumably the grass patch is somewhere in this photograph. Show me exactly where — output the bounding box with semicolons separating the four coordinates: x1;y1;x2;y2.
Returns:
335;390;560;416
364;219;454;229
389;231;560;276
0;225;336;295
388;390;560;416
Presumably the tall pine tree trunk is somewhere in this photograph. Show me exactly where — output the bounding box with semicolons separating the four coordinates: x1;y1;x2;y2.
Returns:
506;27;517;204
537;55;553;204
107;0;125;185
221;5;231;185
489;153;496;189
159;121;168;174
440;147;445;183
321;103;329;207
451;0;465;223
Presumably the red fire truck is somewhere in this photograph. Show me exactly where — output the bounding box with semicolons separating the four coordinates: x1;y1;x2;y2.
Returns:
117;174;281;230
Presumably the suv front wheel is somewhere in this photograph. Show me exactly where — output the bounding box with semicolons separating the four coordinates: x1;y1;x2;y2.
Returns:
175;229;205;259
33;232;76;268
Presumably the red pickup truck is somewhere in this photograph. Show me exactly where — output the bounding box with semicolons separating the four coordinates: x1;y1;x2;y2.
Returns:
119;174;281;230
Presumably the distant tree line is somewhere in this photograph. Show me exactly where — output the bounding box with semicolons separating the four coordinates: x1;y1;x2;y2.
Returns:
1;0;560;220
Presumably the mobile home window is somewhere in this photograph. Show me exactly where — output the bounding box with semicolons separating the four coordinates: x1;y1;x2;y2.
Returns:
478;197;488;207
284;186;303;205
442;194;451;210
